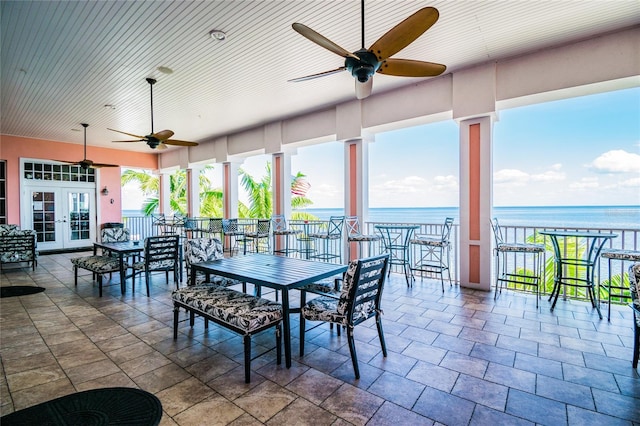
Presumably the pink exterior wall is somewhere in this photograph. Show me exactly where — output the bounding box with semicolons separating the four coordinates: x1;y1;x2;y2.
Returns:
0;135;158;225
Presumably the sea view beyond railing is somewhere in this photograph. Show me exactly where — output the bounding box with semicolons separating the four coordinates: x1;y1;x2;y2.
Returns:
121;209;639;305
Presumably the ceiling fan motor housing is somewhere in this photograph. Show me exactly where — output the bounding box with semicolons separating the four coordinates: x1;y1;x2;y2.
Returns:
346;49;380;82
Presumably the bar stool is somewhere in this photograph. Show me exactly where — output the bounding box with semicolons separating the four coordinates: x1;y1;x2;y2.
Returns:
309;216;345;263
410;217;454;292
271;215;300;257
345;216;380;261
222;218;244;256
490;218;545;308
241;218;271;254
600;248;640;321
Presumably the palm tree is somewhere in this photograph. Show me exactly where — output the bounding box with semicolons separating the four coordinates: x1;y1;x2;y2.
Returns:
239;163;314;219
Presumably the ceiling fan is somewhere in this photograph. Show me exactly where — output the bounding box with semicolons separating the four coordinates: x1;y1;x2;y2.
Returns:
108;78;199;150
57;123;119;170
289;1;446;99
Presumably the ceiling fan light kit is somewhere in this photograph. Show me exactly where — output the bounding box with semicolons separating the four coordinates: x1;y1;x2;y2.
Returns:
108;78;199;150
290;2;446;99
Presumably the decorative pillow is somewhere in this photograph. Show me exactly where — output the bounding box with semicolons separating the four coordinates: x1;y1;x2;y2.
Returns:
101;228;130;243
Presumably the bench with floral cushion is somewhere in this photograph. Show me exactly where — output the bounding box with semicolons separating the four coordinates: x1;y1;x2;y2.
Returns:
172;285;282;383
629;263;640;368
0;225;38;271
70;255;121;297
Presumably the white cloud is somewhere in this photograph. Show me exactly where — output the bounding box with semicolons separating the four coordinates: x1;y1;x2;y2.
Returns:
494;166;565;186
589;150;640;173
432;175;458;190
569;177;599;189
619;177;640;188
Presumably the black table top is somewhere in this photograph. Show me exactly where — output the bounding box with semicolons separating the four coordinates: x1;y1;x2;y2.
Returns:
193;253;347;290
1;387;162;426
94;241;144;254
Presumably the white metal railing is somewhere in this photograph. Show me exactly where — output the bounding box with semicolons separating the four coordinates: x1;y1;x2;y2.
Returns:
122;214;639;303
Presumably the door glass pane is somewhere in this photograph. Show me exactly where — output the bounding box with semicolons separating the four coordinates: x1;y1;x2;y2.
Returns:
32;191;55;243
68;192;90;241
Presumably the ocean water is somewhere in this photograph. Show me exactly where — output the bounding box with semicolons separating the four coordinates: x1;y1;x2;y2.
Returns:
292;206;640;229
123;205;640;229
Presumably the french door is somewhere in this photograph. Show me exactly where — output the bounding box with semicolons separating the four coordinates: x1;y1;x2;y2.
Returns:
22;186;96;250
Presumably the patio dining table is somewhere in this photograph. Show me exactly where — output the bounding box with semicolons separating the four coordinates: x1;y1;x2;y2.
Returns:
540;229;617;319
190;253;347;368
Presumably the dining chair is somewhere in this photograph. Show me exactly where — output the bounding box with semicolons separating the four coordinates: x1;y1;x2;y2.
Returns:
490;218;545;308
629;263;640;368
151;213;168;236
271;215;300;257
183;237;243;288
410;217;454;291
309;216;345;263
240;218;271;254
599;248;640;321
132;235;180;296
207;218;224;241
222;218;244;256
299;254;389;379
345;216;381;261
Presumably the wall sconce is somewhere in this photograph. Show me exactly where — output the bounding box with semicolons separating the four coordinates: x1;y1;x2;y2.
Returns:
101;187;109;196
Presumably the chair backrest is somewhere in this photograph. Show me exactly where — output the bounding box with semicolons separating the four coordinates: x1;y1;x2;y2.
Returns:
0;224;20;235
101;227;130;243
441;217;454;242
345;216;361;237
184;238;224;269
256;219;271;235
337;254;389;326
327;216;345;237
490;218;504;246
144;235;179;269
271;215;288;232
151;213;166;226
222;218;238;233
630;263;640;306
208;218;223;233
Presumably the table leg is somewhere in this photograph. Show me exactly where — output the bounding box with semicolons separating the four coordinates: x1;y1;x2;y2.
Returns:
281;288;292;368
119;253;126;295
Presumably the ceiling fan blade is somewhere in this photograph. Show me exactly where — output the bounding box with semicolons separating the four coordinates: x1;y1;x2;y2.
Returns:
90;162;120;168
152;129;174;141
289;67;346;82
112;139;144;143
107;128;146;139
292;23;360;60
355;78;373;100
377;58;446;77
163;139;199;147
369;7;439;61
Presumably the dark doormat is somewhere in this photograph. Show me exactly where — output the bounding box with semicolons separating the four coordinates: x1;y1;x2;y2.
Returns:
0;286;46;298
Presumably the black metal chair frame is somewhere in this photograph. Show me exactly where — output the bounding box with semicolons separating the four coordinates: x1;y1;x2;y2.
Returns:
240;218;271;254
299;254;389;379
345;215;380;261
222;218;244;256
490;218;545;308
133;235;180;296
309;216;345;263
410;217;454;292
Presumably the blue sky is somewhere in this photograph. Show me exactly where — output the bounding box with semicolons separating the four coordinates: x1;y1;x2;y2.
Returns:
123;86;640;210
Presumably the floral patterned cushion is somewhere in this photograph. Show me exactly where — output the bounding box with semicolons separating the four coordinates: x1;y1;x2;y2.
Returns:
133;259;175;271
0;230;38;265
71;255;120;273
0;224;20;235
630;263;640;327
602;249;640;262
348;233;381;242
172;285;282;332
410;236;448;247
497;242;544;253
101;228;130;243
184;238;240;287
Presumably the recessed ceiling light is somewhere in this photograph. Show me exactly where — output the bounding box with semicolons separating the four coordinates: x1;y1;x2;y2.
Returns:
104;104;116;110
209;29;227;41
71;128;81;132
157;66;173;74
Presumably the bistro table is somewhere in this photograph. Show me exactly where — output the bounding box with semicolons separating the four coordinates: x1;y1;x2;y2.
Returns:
375;224;419;286
539;230;617;319
93;241;143;294
190;253;348;368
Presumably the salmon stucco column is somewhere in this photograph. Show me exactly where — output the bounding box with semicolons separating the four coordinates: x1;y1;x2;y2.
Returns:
458;116;493;290
271;152;293;253
222;161;240;218
344;137;371;260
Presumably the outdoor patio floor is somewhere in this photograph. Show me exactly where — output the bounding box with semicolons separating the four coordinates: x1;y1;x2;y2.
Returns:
1;251;638;425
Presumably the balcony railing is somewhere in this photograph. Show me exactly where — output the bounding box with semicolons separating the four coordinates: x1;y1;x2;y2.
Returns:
122;214;638;304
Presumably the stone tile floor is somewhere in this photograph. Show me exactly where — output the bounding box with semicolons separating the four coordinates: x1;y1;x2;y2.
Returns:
1;251;638;425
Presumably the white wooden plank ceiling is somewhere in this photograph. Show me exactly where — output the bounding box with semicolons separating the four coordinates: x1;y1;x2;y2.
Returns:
1;0;639;152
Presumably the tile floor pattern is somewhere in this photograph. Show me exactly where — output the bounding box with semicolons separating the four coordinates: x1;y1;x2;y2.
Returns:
1;251;639;425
